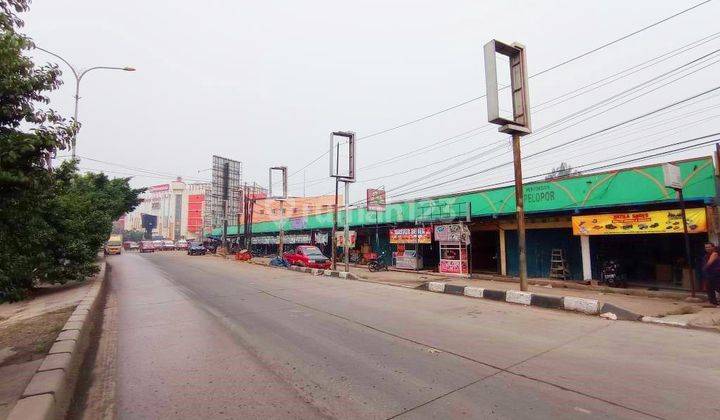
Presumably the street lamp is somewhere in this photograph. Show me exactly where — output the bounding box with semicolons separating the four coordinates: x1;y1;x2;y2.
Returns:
35;47;135;158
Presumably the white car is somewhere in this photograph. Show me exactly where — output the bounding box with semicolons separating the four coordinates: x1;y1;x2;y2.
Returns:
162;240;175;251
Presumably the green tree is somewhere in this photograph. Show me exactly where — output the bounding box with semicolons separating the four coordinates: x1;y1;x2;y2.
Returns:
0;0;74;300
0;1;142;300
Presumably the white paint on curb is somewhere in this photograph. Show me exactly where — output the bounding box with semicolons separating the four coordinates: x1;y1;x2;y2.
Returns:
463;286;484;298
324;270;332;276
428;282;445;293
563;296;601;314
339;272;348;279
506;290;532;305
641;316;689;327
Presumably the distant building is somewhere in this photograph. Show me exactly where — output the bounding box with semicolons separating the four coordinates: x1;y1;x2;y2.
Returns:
124;179;211;240
251;194;341;223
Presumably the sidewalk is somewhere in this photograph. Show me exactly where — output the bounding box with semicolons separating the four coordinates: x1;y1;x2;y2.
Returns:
243;256;720;331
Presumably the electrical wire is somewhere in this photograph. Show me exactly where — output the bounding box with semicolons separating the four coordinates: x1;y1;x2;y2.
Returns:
287;1;715;179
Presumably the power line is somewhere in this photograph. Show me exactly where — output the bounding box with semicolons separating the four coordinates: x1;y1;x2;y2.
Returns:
75;155;210;183
292;32;720;187
286;3;714;180
382;86;720;199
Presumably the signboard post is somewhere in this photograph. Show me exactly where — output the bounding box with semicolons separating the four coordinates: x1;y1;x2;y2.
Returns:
330;131;356;272
269;166;288;257
367;188;386;256
484;39;532;291
664;163;696;298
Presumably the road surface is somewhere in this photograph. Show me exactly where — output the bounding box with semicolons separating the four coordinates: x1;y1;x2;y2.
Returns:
87;252;720;419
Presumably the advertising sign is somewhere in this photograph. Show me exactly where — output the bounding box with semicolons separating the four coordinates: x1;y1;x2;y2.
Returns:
572;208;707;236
439;259;465;274
389;227;432;244
663;163;682;189
290;217;307;230
149;184;170;192
366;189;386;212
335;230;357;247
434;224;470;243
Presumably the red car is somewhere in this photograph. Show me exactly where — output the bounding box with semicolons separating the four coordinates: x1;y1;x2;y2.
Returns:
283;245;331;269
139;240;156;253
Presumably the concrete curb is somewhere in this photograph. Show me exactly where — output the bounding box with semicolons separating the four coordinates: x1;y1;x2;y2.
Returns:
425;281;646;321
7;260;108;420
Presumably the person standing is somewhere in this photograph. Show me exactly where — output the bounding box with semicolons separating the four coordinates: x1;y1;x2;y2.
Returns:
701;242;720;306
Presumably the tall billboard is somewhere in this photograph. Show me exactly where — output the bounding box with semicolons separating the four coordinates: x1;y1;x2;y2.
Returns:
210;156;242;229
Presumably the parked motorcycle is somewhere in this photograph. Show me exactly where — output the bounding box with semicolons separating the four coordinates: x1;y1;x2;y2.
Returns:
367;252;389;272
600;259;626;288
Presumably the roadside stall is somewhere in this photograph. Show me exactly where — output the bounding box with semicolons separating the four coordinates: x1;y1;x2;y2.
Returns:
389;227;432;270
572;208;708;289
434;224;471;277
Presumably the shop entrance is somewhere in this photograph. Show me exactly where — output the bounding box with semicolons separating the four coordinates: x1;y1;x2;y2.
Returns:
471;230;499;273
590;233;706;289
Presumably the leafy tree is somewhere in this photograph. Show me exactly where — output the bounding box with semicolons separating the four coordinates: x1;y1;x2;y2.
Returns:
0;1;142;300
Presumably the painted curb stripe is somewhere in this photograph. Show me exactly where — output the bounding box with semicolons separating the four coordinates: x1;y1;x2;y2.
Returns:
483;289;507;301
530;294;564;309
444;284;466;295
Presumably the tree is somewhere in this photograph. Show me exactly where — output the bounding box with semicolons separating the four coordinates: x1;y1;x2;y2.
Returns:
545;162;580;180
0;1;142;300
0;0;74;300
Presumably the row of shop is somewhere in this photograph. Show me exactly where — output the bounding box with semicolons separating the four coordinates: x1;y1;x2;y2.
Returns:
214;156;720;290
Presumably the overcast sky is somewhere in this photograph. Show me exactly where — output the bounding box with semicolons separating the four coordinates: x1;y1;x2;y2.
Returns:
27;0;720;202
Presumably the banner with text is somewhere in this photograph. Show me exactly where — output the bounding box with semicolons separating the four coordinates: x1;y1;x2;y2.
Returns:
572;208;707;235
389;227;432;244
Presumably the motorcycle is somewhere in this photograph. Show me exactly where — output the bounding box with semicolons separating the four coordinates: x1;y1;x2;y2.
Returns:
600;259;626;288
367;252;388;272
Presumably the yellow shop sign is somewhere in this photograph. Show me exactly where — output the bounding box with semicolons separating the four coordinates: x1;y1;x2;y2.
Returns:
572;208;707;235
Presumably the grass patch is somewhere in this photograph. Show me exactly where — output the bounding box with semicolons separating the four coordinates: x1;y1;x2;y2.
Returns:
0;306;75;367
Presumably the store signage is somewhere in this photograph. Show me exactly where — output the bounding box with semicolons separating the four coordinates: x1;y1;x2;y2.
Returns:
252;234;311;244
314;232;328;245
572;208;707;236
335;230;357;247
662;163;682;190
389;227;432;244
149;184;170;192
290;217;307;230
434;224;470;243
439;259;464;274
366;189;386;212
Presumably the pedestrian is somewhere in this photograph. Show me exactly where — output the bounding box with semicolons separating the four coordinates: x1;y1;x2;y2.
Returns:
701;242;720;306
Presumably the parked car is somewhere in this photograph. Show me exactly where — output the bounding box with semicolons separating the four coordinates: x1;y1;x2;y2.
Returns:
283;245;331;269
152;240;163;250
162;240;175;251
187;242;207;256
204;240;219;254
139;241;156;253
175;239;189;250
123;241;139;251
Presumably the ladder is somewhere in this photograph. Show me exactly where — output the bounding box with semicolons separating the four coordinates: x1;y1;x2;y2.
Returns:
549;249;571;280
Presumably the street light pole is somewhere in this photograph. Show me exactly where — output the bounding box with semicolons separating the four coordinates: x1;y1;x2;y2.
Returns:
35;47;135;158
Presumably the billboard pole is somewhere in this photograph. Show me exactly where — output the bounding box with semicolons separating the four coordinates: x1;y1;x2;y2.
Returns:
344;181;350;272
484;39;532;291
677;188;696;298
332;177;339;270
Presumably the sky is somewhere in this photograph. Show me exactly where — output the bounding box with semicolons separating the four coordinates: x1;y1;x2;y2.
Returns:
24;0;720;203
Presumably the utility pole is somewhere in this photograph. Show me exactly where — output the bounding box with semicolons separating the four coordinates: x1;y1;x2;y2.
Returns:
484;39;532;291
663;163;697;298
269;166;288;258
344;181;350;272
332;177;339;270
330;131;356;273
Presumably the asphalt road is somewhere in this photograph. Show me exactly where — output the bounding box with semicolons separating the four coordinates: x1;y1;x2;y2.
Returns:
103;252;720;419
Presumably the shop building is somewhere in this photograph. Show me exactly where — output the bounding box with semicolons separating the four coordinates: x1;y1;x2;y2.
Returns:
214;156;718;290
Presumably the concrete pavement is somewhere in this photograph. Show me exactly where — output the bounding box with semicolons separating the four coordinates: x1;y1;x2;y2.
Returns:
96;252;720;419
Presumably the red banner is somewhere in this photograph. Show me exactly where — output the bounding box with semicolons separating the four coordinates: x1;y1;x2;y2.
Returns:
389;227;432;244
